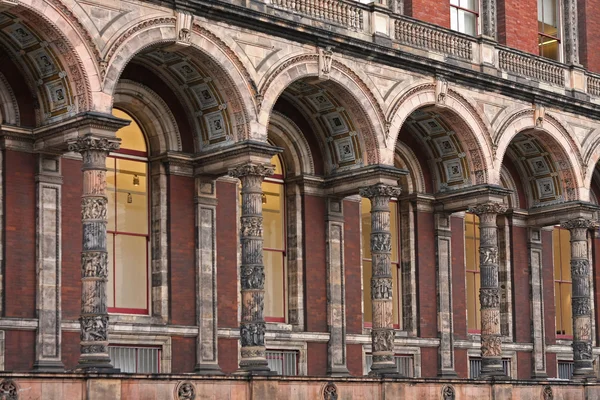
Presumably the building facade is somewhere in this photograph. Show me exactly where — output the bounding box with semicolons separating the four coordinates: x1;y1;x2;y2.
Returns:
2;0;600;398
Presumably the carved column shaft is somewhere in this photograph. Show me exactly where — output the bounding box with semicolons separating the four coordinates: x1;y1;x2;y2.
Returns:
469;203;506;378
562;219;595;380
229;163;274;374
481;0;497;40
562;0;579;65
360;183;401;376
69;135;119;371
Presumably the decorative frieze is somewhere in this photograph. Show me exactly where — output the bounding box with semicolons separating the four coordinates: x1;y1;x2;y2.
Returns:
360;183;402;376
480;0;497;40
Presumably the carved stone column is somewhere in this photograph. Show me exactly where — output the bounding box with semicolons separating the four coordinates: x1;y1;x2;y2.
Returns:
33;154;64;371
229;163;274;375
68;135;120;372
194;178;223;374
326;198;350;376
468;202;507;378
360;183;402;377
481;0;497;40
435;213;457;377
528;228;548;379
562;218;595;381
562;0;579;65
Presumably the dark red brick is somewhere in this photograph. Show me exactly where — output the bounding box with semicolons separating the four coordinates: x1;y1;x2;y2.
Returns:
344;200;362;334
4;330;35;371
217;180;238;329
303;195;327;333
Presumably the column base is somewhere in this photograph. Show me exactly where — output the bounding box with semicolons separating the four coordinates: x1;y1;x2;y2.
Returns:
76;357;120;373
531;372;548;380
327;366;351;377
33;360;65;372
194;363;225;375
233;367;276;376
572;368;597;383
368;364;402;378
437;369;458;378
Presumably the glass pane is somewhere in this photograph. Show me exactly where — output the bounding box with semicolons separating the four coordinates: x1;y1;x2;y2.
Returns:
460;10;477;36
450;7;458;32
475;275;481;330
363;260;372;323
264;250;285;319
392;264;400;325
107;233;115;308
390;202;399;263
116;159;147;235
450;0;459;5
467;272;477;330
555;282;563;334
262;181;284;250
361;198;372;260
106;158;116;231
542;0;557;27
114;234;148;310
560;230;571;281
113;108;147;153
561;283;573;335
459;0;476;10
271;154;284;177
553;229;562;280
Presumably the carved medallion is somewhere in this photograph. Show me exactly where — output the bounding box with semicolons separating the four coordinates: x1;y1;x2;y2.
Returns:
0;379;18;400
323;382;338;400
441;385;455;400
176;381;196;400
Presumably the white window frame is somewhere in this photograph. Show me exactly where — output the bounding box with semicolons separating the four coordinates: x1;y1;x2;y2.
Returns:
109;334;172;373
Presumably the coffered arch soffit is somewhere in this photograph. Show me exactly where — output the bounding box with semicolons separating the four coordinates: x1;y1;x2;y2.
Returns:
258;54;384;165
394;140;426;194
387;82;493;184
113;79;182;155
494;110;584;200
0;6;94;126
268;111;315;176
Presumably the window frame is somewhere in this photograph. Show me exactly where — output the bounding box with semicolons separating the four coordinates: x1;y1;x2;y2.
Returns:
537;0;562;61
108;344;161;373
553;226;573;339
450;0;480;36
465;212;481;334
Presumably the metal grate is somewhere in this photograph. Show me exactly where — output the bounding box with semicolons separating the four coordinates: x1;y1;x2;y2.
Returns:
365;355;414;377
558;361;573;380
469;358;511;379
266;350;298;376
109;346;160;373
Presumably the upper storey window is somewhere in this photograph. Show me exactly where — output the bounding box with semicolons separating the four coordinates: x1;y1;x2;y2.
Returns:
538;0;561;60
450;0;478;36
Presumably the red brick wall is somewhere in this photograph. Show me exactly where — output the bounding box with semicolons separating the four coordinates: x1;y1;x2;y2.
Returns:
517;351;531;379
578;0;600;72
344;200;362;334
168;175;195;326
217;180;238;328
511;226;531;343
451;216;467;340
346;344;363;376
62;331;80;370
420;347;438;377
218;338;239;373
405;0;450;29
5;150;36;318
546;352;557;378
62;159;83;320
454;348;468;378
416;211;436;338
307;342;327;375
171;336;196;373
497;0;539;55
542;230;556;345
303;195;327;333
4;330;35;371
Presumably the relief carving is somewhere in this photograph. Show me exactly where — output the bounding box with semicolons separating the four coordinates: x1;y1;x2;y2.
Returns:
571;259;589;276
372;329;395;352
371;233;392;252
572;297;591;316
573;341;593;360
229;163;274;179
176;381;196;400
373;254;391;275
80;315;109;342
442;385;455;400
80;344;106;354
0;379;18;400
561;218;597;231
81;252;108;278
371;278;393;300
480;247;498;265
241;216;263;237
468;202;507;216
479;288;500;308
241;265;265;290
481;335;502;357
323;382;338;400
359;184;402;200
240;322;265;347
81;197;107;220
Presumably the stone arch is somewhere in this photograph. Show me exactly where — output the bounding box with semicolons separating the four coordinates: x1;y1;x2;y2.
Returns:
0;71;19;125
258;54;384;165
499;164;521;209
583;135;600;191
0;1;98;124
387;82;493;187
102;20;256;145
394;140;426;194
113;80;182;156
268;111;315;176
494;110;584;201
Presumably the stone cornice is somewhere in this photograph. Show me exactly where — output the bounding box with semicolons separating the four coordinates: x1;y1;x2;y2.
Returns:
525;201;599;227
194;140;282;177
433;185;511;213
0;125;34;152
323;164;407;197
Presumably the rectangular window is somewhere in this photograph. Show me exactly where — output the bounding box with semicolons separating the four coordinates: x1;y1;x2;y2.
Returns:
538;0;561;60
554;228;572;337
109;345;160;373
469;357;511;378
557;360;573;380
266;350;298;375
465;213;481;332
365;354;414;377
450;0;478;36
362;199;401;328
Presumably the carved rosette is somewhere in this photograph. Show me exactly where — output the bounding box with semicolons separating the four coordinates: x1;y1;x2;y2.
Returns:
561;218;596;379
0;379;18;400
360;184;401;376
229;163;274;373
69;135;117;371
468;202;506;377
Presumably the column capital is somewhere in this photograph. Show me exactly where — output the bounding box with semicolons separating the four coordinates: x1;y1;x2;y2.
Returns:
68;135;120;170
228;163;274;179
561;218;598;231
359;183;401;199
468;202;507;216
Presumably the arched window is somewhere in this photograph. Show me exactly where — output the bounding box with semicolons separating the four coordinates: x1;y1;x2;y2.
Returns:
106;108;149;314
554;227;572;337
262;155;286;322
362;199;401;328
465;212;481;332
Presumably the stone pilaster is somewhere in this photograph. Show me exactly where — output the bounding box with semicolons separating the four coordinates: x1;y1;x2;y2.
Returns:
468;202;507;379
286;183;304;330
562;0;579;65
194;178;223;375
326;198;350;376
360;183;402;377
561;218;596;381
528;228;548;379
229;163;274;375
68;135;120;372
481;0;497;40
150;161;169;322
33;154;64;371
435;213;457;377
